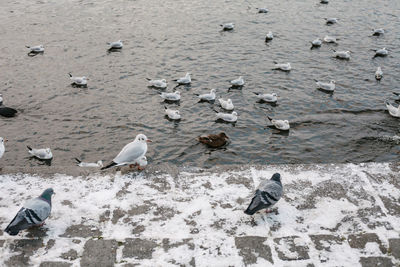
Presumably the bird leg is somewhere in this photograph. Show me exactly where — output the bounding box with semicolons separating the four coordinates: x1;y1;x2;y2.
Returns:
137;165;145;171
129;163;138;169
265;209;272;213
38;222;46;227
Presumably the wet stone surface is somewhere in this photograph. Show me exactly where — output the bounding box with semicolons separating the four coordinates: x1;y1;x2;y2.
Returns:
122;238;158;260
235;236;273;265
80;239;117;267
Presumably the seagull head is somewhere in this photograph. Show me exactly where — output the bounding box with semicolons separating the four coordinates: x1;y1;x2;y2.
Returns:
227;99;232;104
46;148;51;153
136;133;152;143
270;173;281;182
232;111;238;116
0;137;8;144
210;89;216;94
174;91;181;95
97;160;104;167
161;79;167;83
272;93;278;97
174;110;180;115
331;80;336;84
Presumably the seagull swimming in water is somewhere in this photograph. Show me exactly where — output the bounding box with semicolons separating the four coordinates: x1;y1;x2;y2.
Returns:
373;47;388;57
273;62;291;71
315;80;335;92
26;45;44;55
195;89;216;101
107;40;123;49
311;38;322;48
375;67;383;80
325;18;338;25
220;23;235;31
218;98;234;110
214;110;238;122
161;91;181;101
69;73;88;86
27;146;53;160
323;35;338;43
253;92;278;103
333;50;351;59
372;28;384;36
385;101;400;118
267;116;290;130
165;106;181;120
257;8;269;13
175;73;191;85
146;78;167;89
230;76;245;87
265;32;274;42
75;158;103;168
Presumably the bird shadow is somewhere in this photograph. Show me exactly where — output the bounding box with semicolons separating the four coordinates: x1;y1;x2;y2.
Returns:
107;48;122;53
71;83;88;88
162;99;180;105
27;52;44;57
264;125;290;135
164;115;181;122
215;119;236;126
317;88;334;95
256;100;278;106
29;156;52;166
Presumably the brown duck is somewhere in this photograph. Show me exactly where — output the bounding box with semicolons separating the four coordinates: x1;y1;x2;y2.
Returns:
198;132;229;148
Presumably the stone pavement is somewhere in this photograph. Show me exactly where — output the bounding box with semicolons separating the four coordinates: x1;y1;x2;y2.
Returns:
0;162;399;266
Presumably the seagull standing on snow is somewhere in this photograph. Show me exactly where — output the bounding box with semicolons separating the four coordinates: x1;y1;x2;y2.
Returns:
218;98;234;110
146;78;167;89
323;35;338;43
161;91;181;101
26;45;44;54
372;28;384;36
196;89;216;101
75;158;103;168
375;67;383;80
107;40;123;49
175;73;191;85
315;80;335;92
102;134;151;170
215;110;238;122
385;101;400;118
267;116;290;130
230;76;245;87
27;146;53;160
244;173;283;215
325;18;338;25
273;62;291;71
265;32;274;42
333;50;351;59
0;137;7;160
220;23;235;31
253;92;278;103
165;106;181;120
5;188;54;236
69;73;88;86
373;47;388;57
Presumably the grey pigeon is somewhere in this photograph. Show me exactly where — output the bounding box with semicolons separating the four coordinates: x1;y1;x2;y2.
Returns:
244;173;283;215
5;188;54;235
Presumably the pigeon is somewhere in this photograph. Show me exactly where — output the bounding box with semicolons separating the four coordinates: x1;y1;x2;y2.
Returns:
75;158;103;168
218;98;234;111
244;173;283;215
26;45;44;54
69;73;88;86
0;137;7;160
311;38;322;48
273;62;291;71
161;91;181;101
27;146;53;160
323;35;338;43
333;50;351;59
230;76;245;87
254;92;278;103
373;47;388;57
215;110;238;122
265;32;274;42
220;23;235;31
133;155;148;170
267;116;290;130
107;40;123;49
375;67;383;80
372;28;384;36
175;73;191;85
385;101;400;118
325;18;338;25
146;78;167;89
5;188;55;236
0;94;3;105
320;0;329;4
101;134;151;170
315;80;335;92
198;132;229;148
0;107;17;118
196;89;216;101
257;8;269;13
165;106;181;120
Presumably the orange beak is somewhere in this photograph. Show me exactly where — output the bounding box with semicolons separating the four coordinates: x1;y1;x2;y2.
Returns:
146;139;152;143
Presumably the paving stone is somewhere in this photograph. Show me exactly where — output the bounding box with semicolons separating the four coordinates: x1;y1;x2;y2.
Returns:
359;256;394;267
80;239;117;267
122;238;157;260
39;262;72;267
348;233;387;253
274;236;310;261
0;240;5;247
162;238;195;251
6;239;44;266
310;234;344;251
389;238;400;259
61;249;78;260
380;196;400;216
60;224;102;238
235;236;273;265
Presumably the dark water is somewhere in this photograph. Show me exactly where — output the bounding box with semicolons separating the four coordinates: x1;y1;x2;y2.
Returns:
0;0;399;169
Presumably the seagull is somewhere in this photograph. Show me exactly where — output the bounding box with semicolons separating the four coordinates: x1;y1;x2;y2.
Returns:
230;76;245;87
195;89;216;101
75;158;103;168
320;0;329;4
333;50;351;59
257;8;269;13
311;38;322;48
5;188;54;236
165;106;181;120
161;91;181;101
323;35;338;43
265;32;274;42
244;173;283;215
0;107;18;118
101;134;151;170
253;92;278;103
107;40;123;49
220;23;235;31
267;116;290;130
373;47;388;57
315;80;335;92
273;62;291;71
69;73;88;86
215;110;238;122
385;101;400;118
0;137;7;160
198;132;229;148
375;67;383;80
26;45;44;54
175;73;191;85
218;98;234;110
372;28;384;36
146;78;167;89
0;94;3;105
325;18;338;25
27;146;53;160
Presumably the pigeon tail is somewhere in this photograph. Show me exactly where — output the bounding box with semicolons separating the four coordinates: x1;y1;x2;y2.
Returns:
101;161;118;170
244;194;268;215
27;145;32;151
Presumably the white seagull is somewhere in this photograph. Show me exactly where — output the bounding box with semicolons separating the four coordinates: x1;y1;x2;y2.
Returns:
69;73;88;86
175;73;191;85
0;94;3;105
75;158;103;168
220;23;235;31
0;137;7;160
218;98;234;110
196;89;216;101
311;38;322;47
373;47;388;57
325;18;338;24
215;111;238;122
257;8;269;13
26;45;44;53
107;40;123;49
323;35;338;43
161;91;181;101
27;146;53;160
230;76;245;86
101;134;151;170
315;80;335;92
375;67;383;80
385;101;400;118
165;106;181;120
265;32;274;42
273;62;291;71
372;28;384;36
254;92;278;103
147;78;167;89
267;116;290;130
333;50;351;59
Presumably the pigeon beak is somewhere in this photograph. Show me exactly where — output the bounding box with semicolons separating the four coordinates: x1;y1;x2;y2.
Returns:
146;139;152;143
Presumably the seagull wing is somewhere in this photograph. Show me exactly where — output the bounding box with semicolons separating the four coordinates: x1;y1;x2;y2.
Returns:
113;142;146;164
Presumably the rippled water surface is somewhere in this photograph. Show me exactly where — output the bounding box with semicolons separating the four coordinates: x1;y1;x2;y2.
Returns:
0;0;399;169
